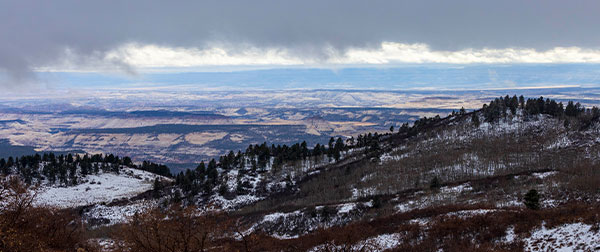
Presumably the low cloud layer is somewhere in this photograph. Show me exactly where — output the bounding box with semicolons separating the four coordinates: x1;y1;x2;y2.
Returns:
44;43;600;71
2;1;600;83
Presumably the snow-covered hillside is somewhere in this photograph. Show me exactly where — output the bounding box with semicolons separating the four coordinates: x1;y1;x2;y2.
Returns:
5;97;600;251
524;223;600;251
35;168;163;208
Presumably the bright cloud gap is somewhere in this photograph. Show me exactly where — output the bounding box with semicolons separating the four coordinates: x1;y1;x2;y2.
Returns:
36;42;600;72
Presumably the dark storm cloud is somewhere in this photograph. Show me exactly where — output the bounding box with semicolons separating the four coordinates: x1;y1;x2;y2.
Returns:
1;0;599;81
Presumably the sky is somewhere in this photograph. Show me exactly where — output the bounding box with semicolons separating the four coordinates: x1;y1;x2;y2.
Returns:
1;0;600;90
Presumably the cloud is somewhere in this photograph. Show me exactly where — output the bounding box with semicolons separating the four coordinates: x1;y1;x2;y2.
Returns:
105;43;306;68
337;43;600;64
2;0;600;83
38;42;600;72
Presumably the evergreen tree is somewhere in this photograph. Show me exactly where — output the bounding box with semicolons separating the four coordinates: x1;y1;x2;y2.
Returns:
68;164;78;185
113;163;120;174
327;137;335;159
369;140;381;158
59;164;67;184
371;195;382;209
471;112;480;127
123;156;133;167
81;161;88;176
0;158;7;175
301;141;308;159
313;143;322;156
207;159;218;185
196;161;206;174
430;176;441;189
6;157;14;170
152;178;163;198
172;189;182;203
524;189;540;210
333;137;345;161
519;95;525;109
565;101;582;117
218;183;228;196
399;123;409;133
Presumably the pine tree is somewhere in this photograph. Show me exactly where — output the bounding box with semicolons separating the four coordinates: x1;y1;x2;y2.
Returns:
472;112;480;127
313;143;322;156
327;137;335;159
369;140;381;158
301;141;308;159
524;189;540;210
218;183;228;196
196;161;206;174
207;159;218;185
0;158;7;175
430;176;441;189
519;95;525;109
334;137;345;161
172;189;182;203
6;157;14;170
123;156;133;167
112;163;120;175
81;161;88;176
565;101;581;117
152;178;163;198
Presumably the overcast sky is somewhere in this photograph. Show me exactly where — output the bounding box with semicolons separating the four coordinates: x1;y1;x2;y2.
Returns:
2;0;600;86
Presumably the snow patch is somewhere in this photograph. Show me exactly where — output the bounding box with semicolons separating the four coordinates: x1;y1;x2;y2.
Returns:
308;233;402;252
532;171;558;179
35;168;162;208
524;223;600;252
440;183;473;194
337;203;357;214
444;209;497;218
85;201;154;225
209;194;263;210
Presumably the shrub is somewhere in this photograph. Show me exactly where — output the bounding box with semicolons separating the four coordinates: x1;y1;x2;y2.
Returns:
524;189;540;210
430;177;441;190
372;195;383;209
114;205;225;252
0;177;93;252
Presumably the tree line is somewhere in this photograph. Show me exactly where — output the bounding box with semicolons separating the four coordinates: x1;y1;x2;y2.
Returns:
478;95;600;130
173;137;349;201
0;152;170;186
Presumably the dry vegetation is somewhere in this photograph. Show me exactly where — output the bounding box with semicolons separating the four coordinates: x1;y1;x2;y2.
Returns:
101;202;599;252
111;206;228;252
0;177;97;252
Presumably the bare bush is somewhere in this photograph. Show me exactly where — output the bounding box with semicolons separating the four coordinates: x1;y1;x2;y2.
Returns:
113;205;227;252
0;176;94;252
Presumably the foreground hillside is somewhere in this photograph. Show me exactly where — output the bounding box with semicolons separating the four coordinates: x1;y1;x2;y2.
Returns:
1;96;600;251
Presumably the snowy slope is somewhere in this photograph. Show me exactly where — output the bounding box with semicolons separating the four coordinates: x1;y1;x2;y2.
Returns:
524;223;600;252
35;168;164;208
84;201;155;226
